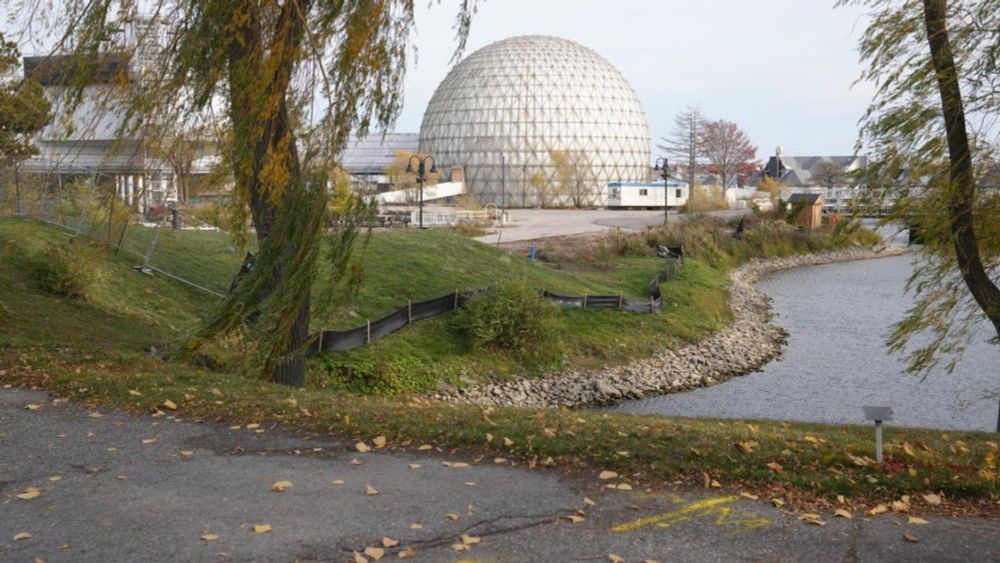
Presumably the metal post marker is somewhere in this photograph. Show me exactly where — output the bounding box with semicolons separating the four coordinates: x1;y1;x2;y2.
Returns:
863;406;893;462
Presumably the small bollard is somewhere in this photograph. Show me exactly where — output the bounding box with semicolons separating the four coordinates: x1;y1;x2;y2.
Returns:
529;244;536;262
863;406;893;462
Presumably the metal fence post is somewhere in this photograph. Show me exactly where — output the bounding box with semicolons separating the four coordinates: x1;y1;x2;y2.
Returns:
618;295;623;310
454;289;459;310
408;300;412;323
318;331;324;352
366;320;371;343
583;293;588;309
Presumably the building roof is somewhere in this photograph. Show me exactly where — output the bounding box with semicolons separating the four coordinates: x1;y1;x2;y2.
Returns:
788;193;824;205
23;54;133;86
764;155;867;187
339;133;419;175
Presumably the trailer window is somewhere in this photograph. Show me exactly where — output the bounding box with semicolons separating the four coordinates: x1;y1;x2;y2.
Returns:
639;189;648;196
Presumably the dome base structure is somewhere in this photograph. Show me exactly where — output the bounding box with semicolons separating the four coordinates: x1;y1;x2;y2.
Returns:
418;35;652;208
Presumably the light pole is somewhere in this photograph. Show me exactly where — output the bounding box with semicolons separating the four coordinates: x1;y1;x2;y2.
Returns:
406;155;436;229
654;157;669;224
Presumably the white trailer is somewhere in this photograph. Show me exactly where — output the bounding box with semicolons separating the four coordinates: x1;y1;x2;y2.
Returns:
606;180;689;209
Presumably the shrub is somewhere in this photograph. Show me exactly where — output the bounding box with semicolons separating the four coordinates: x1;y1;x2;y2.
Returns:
454;280;556;351
27;238;105;300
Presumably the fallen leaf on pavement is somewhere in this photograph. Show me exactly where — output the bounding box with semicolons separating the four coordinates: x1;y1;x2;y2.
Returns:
382;537;399;548
352;552;367;563
351;459;363;465
598;470;619;480
162;400;178;410
398;547;416;558
922;493;942;506
907;517;929;525
903;533;919;543
48;476;61;482
451;544;470;552
366;485;379;496
799;513;826;526
584;497;596;506
356;442;371;453
200;534;219;542
609;555;625;563
442;461;470;468
409;523;422;530
867;504;889;516
14;532;32;540
740;492;759;500
566;515;585;523
417;444;433;451
246;423;260;430
253;524;271;534
461;534;481;545
373;436;387;448
834;509;853;519
408;464;421;469
446;513;459;521
16;487;41;500
142;438;156;444
180;451;194;458
616;483;633;490
25;404;41;411
271;481;293;492
493;458;507;464
363;546;384;560
332;479;345;485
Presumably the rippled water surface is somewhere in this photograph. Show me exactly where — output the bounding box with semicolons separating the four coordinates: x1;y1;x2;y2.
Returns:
612;253;999;431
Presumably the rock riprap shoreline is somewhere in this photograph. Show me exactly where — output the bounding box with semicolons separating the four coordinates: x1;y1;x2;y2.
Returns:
437;244;907;408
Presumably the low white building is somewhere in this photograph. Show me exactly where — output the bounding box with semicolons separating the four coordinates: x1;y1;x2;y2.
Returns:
606;179;689;209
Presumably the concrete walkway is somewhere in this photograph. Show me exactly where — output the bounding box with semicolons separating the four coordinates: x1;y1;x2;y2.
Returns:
474;208;748;245
2;387;998;562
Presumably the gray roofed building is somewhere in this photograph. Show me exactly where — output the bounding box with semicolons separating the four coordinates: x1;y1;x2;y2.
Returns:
763;155;868;187
339;133;419;176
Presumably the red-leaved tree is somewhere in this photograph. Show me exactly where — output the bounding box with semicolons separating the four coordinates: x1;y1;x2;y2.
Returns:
699;119;758;189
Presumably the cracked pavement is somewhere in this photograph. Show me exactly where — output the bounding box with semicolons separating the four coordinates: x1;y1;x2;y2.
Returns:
2;387;999;562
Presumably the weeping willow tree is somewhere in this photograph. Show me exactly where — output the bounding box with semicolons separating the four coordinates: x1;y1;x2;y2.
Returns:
15;0;475;386
846;0;1000;428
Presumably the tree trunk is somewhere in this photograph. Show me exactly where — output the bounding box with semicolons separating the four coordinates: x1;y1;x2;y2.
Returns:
922;0;1000;430
226;0;314;387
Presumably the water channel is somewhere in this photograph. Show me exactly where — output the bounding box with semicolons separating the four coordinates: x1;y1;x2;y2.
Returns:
612;246;999;432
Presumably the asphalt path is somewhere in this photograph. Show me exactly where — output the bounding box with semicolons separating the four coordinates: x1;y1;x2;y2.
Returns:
2;387;998;562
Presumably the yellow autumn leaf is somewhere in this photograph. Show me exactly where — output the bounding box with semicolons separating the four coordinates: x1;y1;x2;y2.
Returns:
907;516;929;525
583;497;596;506
902;442;916;457
903;533;919;543
14;532;32;540
446;513;460;521
366;484;379;496
833;509;853;519
382;537;399;548
451;544;470;552
271;480;293;492
363;546;384;560
736;441;758;453
766;462;783;473
162;400;178;410
609;555;625;563
740;492;759;500
598;470;619;480
922;493;942;506
409;523;422;530
486;433;494;442
417;444;433;451
355;442;371;453
25;404;41;411
128;390;142;396
566;515;585;523
253;524;271;534
352;551;367;563
461;534;481;545
442;461;470;468
398;547;417;558
201;533;219;541
503;437;514;446
332;479;345;485
142;438;156;444
493;458;507;464
867;504;889;516
246;423;260;430
16;487;41;500
372;436;387;448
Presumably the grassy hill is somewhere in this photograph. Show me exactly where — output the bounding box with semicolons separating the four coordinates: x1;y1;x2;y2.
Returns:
0;217;729;394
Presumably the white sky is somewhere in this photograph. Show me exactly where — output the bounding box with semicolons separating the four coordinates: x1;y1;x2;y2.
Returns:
399;0;876;158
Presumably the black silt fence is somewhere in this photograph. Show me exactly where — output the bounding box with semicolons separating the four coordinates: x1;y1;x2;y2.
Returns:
309;256;683;356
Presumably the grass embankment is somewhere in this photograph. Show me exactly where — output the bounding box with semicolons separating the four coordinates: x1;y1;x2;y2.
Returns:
4;215;996;507
0;217;729;394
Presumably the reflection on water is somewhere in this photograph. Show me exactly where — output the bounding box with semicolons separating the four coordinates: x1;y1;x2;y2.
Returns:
612;253;998;431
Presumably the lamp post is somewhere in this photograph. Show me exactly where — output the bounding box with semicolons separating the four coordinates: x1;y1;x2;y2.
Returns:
406;155;436;229
654;157;669;224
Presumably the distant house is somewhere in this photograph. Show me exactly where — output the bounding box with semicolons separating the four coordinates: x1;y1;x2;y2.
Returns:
762;153;868;212
788;193;824;229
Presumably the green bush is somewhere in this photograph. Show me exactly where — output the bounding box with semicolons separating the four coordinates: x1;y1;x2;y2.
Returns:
26;238;105;300
454;280;556;351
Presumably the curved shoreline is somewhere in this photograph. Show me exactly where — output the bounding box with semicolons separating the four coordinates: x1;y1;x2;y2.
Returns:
437;244;908;408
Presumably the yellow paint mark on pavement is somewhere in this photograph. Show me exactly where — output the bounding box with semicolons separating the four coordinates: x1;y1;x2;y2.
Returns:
613;495;770;535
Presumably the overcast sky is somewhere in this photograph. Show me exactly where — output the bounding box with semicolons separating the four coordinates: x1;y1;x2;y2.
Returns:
398;0;875;159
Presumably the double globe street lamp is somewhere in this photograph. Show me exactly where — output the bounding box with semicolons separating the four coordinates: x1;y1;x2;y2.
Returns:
405;155;437;229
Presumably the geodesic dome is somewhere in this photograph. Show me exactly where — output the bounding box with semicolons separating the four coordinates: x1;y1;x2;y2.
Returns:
418;35;651;207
